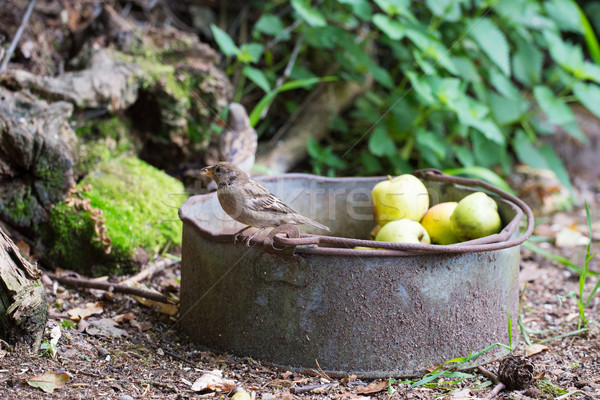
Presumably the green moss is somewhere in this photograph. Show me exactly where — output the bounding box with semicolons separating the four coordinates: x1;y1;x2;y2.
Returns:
81;157;184;258
2;187;37;227
74;116;136;178
44;157;184;275
45;201;111;273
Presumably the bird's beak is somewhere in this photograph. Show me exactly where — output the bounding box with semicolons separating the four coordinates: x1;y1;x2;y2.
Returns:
199;166;214;178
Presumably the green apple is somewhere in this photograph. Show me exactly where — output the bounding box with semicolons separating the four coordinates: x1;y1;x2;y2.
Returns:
421;202;460;245
375;219;431;244
371;174;429;226
450;192;502;241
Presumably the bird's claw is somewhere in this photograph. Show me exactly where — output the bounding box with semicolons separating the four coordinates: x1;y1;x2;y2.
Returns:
233;232;251;247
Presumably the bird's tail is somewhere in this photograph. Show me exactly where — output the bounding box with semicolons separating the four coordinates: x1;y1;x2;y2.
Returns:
301;217;330;232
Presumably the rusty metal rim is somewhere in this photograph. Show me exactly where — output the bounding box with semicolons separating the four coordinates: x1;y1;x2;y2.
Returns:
180;169;534;256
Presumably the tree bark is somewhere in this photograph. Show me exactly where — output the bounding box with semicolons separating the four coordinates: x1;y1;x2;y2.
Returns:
0;226;47;351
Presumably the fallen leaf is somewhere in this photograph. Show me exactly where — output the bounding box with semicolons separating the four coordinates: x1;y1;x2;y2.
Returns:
191;369;236;392
49;325;61;358
355;380;389;394
555;227;589;248
27;371;70;393
113;312;136;323
268;379;293;388
526;344;549;357
85;318;128;338
67;302;104;321
452;388;472;399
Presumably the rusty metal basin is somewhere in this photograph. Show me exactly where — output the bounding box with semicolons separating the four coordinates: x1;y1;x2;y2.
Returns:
178;170;533;378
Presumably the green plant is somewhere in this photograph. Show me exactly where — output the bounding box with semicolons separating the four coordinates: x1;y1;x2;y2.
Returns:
574;202;597;329
60;319;76;330
211;0;600;196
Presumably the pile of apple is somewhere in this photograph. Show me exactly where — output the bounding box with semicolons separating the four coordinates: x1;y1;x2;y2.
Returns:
369;174;502;245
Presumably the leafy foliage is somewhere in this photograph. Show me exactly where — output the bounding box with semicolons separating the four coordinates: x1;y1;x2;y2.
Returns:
211;0;600;196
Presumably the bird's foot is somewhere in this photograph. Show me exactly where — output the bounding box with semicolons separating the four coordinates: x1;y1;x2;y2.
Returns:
233;226;253;246
235;227;266;247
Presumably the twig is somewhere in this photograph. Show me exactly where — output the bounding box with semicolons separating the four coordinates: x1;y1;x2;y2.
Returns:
259;31;305;119
478;366;505;399
45;272;177;304
314;359;333;381
0;0;37;72
119;258;177;286
292;382;338;394
486;382;506;399
555;390;589;400
478;366;500;384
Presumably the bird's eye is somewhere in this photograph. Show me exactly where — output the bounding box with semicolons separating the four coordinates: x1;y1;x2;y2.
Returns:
215;166;222;173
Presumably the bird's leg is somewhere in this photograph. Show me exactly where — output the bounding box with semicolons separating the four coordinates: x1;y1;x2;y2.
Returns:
233;226;253;245
243;227;266;247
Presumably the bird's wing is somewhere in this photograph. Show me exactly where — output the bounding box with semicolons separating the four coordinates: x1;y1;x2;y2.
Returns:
240;184;296;214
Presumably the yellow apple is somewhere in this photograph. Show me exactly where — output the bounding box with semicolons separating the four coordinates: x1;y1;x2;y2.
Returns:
375;219;431;244
421;202;460;245
371;175;429;226
450;192;502;241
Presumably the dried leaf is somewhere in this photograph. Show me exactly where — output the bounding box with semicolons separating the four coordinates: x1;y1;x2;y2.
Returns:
526;344;549;357
355;380;389;394
49;325;61;358
113;312;136;323
555;227;589;248
268;379;293;388
85;318;128;338
27;371;70;393
191;369;236;392
67;302;104;321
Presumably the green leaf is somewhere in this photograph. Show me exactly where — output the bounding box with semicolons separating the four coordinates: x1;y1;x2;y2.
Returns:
512;130;549;169
367;62;394;88
374;0;410;16
543;30;584;73
533;86;587;142
242;66;271;92
469;18;510;76
368;127;396;157
451;56;481;83
373;14;405;40
573;82;600;119
489;93;526;125
280;76;337;91
443;167;515;194
539;145;577;201
407;72;436;105
415;129;446;164
248;77;337;126
453;145;474;167
425;0;463;22
544;0;583;33
360;151;383;174
291;0;327;27
338;0;372;20
254;15;289;39
210;25;239;57
512;38;543;86
238;43;263;64
577;4;600;65
405;27;457;74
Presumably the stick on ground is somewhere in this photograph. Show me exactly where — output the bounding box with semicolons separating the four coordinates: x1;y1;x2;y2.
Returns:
45;272;178;304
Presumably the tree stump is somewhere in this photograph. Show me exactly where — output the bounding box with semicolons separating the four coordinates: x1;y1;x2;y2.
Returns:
0;226;47;351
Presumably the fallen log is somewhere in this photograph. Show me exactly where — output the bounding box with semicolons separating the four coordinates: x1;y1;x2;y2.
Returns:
0;226;47;351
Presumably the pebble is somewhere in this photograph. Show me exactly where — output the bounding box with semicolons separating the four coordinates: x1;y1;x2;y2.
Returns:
117;396;134;400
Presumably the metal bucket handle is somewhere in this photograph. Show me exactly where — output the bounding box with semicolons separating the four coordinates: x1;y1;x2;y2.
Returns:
268;169;535;256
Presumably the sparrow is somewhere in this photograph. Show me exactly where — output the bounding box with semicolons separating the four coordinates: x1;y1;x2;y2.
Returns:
218;103;257;176
200;162;330;246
